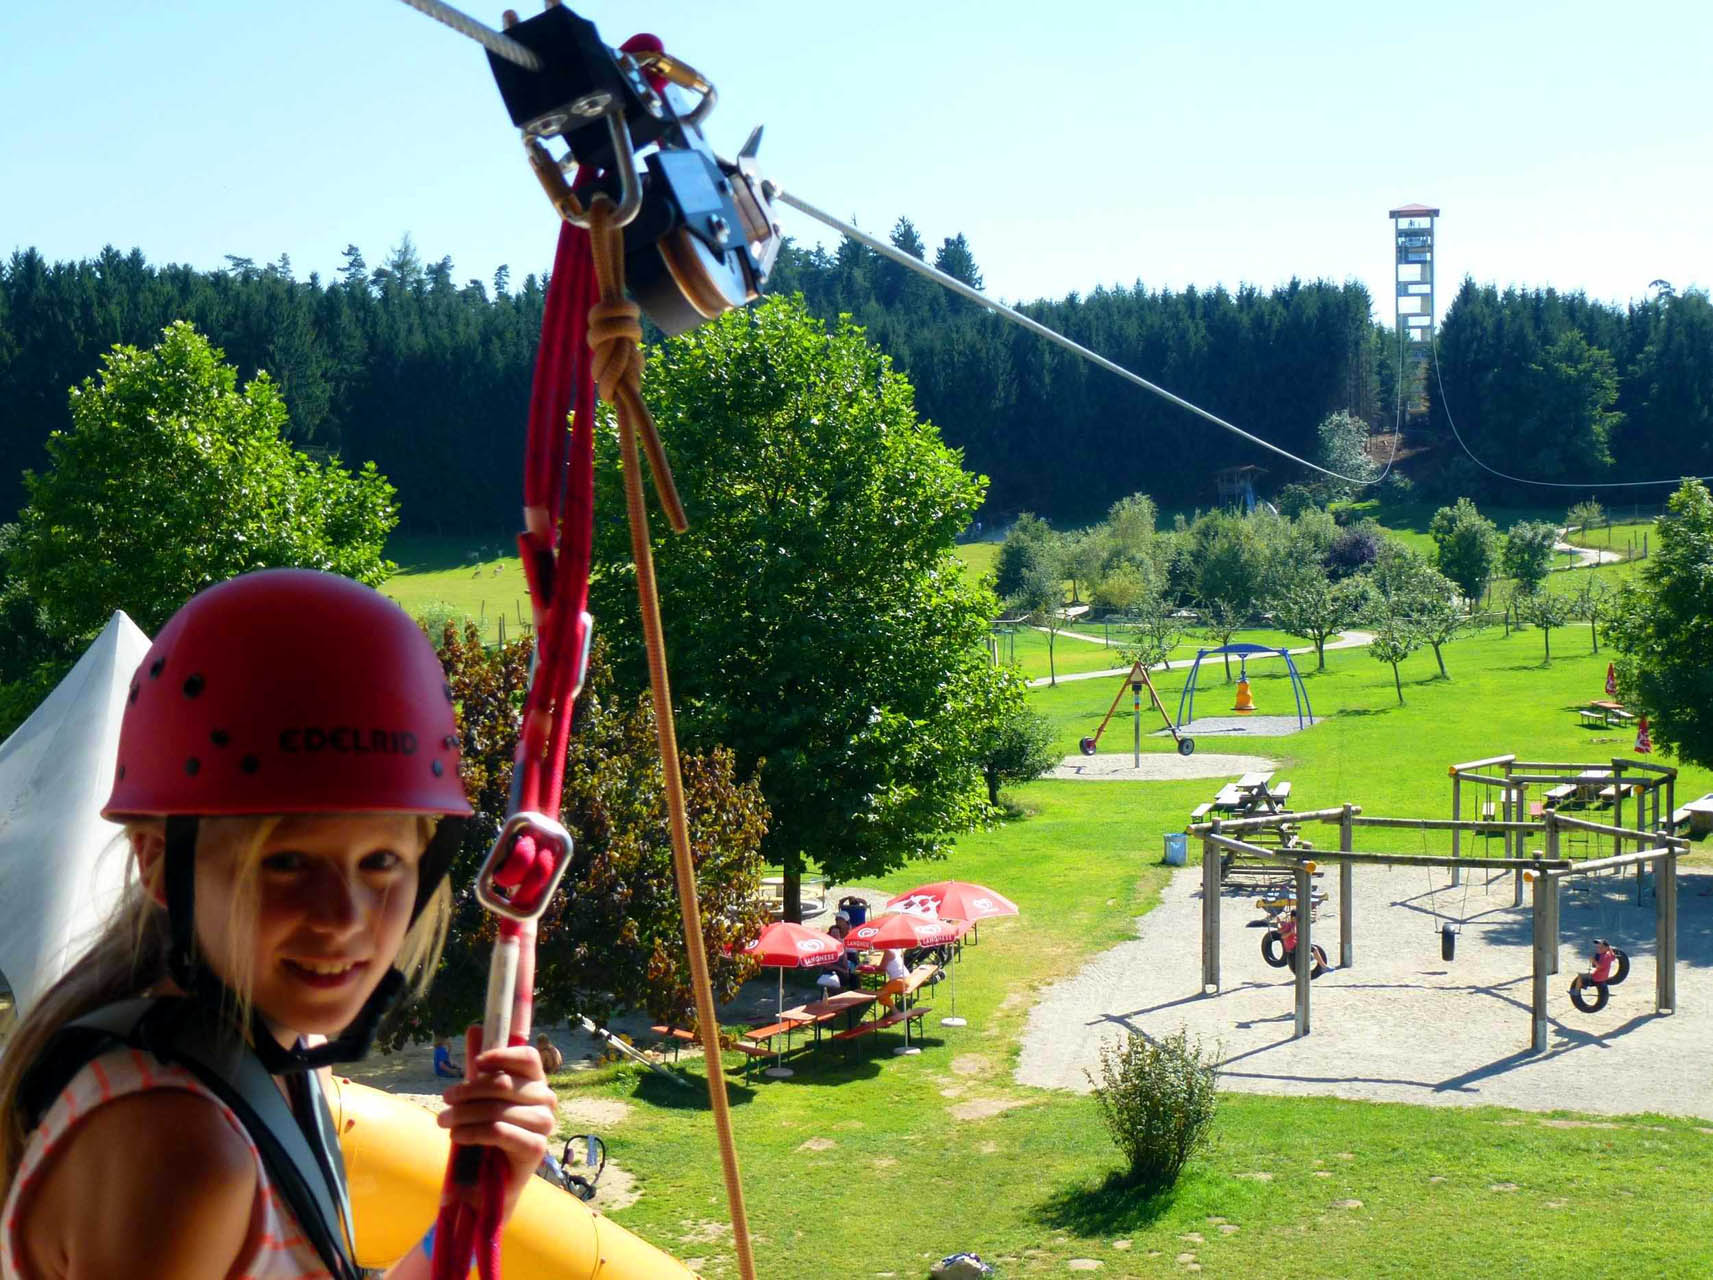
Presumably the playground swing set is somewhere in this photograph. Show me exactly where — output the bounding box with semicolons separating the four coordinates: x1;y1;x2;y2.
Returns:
1189;763;1683;1049
1080;658;1195;757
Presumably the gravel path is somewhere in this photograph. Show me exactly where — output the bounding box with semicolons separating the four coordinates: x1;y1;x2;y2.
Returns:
1018;861;1713;1121
1048;751;1279;781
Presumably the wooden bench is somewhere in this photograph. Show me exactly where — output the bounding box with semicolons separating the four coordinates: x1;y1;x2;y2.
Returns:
874;1005;931;1049
1578;707;1606;730
649;1025;698;1062
726;1038;774;1080
1189;802;1215;823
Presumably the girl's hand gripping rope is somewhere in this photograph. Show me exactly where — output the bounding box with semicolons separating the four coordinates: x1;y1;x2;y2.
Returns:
438;1025;559;1225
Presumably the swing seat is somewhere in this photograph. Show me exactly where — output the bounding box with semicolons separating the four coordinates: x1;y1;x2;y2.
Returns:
1569;980;1610;1013
1440;923;1457;962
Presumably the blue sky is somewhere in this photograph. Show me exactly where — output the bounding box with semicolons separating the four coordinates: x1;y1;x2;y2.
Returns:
3;1;1707;322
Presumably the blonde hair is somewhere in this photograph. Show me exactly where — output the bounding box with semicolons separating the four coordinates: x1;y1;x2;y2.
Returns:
0;814;449;1200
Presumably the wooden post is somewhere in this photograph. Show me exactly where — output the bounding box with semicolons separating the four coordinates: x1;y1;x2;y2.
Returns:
1512;784;1528;908
1544;816;1560;974
1339;805;1354;969
1531;871;1549;1053
1294;861;1312;1038
1666;774;1676;836
1657;852;1677;1015
1450;773;1462;887
1202;826;1221;993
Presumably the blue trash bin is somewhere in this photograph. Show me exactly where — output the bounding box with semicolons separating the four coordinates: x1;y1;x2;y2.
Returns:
838;896;869;926
1163;833;1188;866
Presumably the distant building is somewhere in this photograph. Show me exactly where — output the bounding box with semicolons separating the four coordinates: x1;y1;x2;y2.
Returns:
1214;464;1267;513
1389;202;1439;419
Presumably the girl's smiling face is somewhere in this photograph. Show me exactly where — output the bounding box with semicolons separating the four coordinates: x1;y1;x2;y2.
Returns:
194;814;425;1045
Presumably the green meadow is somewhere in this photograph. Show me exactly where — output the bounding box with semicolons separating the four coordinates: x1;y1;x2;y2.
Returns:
548;615;1712;1277
380;514;1713;1275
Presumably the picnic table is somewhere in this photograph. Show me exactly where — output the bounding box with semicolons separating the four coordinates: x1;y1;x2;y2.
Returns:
1580;701;1635;729
1677;795;1713;836
788;991;875;1036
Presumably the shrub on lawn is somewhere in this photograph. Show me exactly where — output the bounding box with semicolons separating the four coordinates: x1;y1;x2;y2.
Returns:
1087;1028;1218;1191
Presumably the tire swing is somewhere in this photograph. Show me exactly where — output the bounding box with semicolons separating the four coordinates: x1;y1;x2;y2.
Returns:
1261;929;1289;967
1569;981;1610;1014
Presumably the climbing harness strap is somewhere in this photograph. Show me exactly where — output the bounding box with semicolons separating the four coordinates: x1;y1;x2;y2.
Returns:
21;998;360;1280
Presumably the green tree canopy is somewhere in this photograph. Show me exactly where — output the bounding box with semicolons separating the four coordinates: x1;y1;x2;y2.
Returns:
1605;480;1713;765
6;321;396;642
589;296;997;919
1429;497;1499;604
1501;520;1559;594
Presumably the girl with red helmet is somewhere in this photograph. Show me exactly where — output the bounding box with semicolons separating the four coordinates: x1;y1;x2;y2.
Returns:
0;570;557;1279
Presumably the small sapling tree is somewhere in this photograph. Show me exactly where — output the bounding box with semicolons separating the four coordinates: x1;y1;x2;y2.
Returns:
1087;1028;1219;1192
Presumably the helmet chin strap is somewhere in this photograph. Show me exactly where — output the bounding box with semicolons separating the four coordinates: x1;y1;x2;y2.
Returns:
162;816;454;1075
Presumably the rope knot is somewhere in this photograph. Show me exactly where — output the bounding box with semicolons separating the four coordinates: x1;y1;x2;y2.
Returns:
587;297;644;401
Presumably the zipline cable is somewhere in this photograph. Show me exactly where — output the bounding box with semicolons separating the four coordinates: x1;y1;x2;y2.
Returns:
1430;325;1713;491
775;190;1390;488
392;0;1399;492
396;0;539;69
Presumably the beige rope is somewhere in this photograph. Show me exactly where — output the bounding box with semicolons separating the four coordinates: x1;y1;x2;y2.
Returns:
585;196;756;1280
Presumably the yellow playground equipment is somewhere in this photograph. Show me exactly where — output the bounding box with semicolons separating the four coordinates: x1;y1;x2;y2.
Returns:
332;1076;696;1278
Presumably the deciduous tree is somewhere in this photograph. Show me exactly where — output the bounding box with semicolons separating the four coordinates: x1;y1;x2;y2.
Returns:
1429;498;1498;605
1605;480;1713;766
1502;520;1559;594
588;297;995;921
6;321;396;644
389;629;770;1040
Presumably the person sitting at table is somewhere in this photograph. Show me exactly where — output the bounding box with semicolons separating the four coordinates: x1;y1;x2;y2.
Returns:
877;947;912;1011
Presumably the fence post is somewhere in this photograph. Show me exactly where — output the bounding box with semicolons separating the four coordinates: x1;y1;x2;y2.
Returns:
1294;860;1312;1038
1450;773;1462;887
1657;852;1677;1015
1544;816;1560;975
1201;827;1221;993
1339;805;1354;969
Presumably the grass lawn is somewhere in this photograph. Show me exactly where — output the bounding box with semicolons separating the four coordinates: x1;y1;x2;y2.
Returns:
563;620;1713;1275
381;534;532;646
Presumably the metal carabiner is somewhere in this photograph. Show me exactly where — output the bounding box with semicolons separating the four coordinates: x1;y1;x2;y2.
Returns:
523;111;642;230
474;810;576;922
628;47;719;129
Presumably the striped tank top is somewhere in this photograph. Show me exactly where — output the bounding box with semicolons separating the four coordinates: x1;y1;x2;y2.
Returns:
2;1045;333;1279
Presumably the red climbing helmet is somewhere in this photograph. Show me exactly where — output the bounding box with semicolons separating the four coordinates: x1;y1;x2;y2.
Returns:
104;569;473;819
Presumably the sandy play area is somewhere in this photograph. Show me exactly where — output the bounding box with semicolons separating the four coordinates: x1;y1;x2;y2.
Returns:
1019;858;1713;1121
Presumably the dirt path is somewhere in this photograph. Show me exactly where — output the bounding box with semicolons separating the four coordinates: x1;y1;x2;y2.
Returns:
1555;531;1624;569
1018;862;1713;1121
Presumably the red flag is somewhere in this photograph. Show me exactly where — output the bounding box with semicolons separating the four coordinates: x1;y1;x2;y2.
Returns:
1605;662;1618;698
1635;715;1652;754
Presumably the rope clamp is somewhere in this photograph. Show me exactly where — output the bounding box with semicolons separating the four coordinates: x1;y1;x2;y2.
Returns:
475;811;575;922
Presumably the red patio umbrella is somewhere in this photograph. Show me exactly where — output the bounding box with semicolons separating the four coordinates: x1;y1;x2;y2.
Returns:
1605;662;1619;698
886;880;1020;923
884;882;1019;1028
843;911;966;951
741;921;842;1077
845;912;969;1039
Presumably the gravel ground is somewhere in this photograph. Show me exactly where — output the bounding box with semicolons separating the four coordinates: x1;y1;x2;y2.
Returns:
1018;860;1713;1121
1049;751;1280;781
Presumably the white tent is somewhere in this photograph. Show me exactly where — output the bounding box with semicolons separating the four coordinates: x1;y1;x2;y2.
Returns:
0;612;150;1018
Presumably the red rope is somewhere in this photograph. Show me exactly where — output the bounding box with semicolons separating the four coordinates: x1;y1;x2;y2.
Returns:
431;218;599;1280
